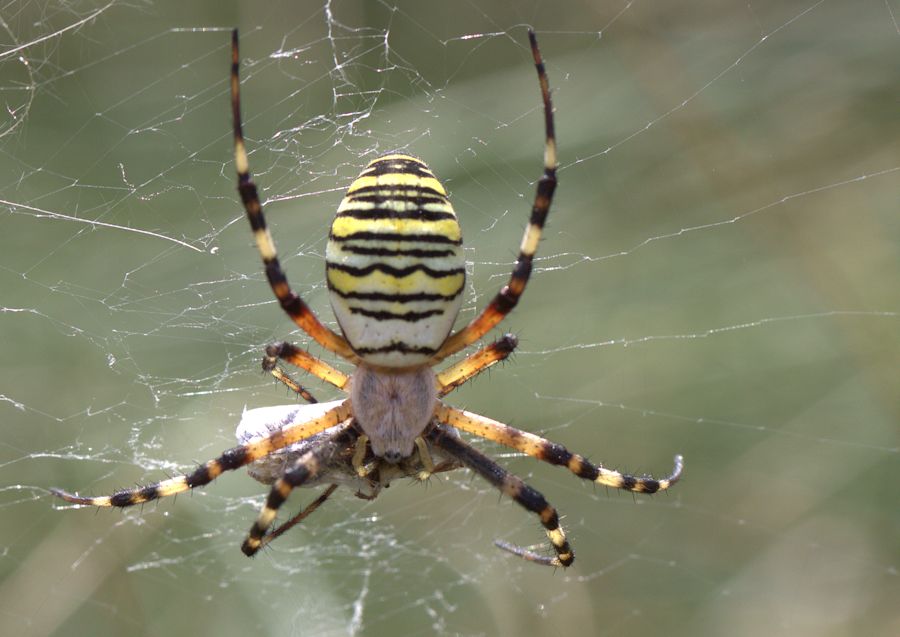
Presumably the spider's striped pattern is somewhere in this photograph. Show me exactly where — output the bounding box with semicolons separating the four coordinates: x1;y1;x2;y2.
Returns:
51;29;683;567
326;154;466;366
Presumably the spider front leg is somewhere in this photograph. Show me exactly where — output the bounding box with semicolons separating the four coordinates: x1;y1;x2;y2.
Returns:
231;29;358;363
260;483;339;550
435;405;683;493
426;424;573;567
51;401;352;507
242;425;361;556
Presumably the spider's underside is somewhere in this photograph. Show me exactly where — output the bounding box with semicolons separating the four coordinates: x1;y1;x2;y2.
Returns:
51;29;683;568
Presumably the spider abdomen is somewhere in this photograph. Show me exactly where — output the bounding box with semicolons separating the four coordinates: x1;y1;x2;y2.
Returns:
326;154;465;367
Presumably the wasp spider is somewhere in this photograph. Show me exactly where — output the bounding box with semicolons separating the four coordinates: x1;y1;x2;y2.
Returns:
52;29;683;567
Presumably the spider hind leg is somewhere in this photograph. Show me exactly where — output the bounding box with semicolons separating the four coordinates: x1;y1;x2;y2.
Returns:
430;29;557;364
231;29;357;363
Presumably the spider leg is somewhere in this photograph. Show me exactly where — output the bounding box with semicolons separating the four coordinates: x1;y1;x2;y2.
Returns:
351;434;378;478
263;341;350;397
259;483;339;549
242;425;361;556
231;29;358;363
437;334;518;397
435;404;683;493
265;365;318;404
426;424;573;567
430;29;556;364
263;358;319;404
51;401;352;507
413;436;436;481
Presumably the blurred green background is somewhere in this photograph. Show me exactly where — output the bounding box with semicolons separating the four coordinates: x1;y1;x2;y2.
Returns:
1;1;897;636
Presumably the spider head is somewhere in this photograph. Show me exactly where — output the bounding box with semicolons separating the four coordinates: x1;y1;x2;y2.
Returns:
381;449;404;465
350;363;437;461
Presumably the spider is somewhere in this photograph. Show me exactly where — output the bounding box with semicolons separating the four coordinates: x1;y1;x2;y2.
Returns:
51;28;683;567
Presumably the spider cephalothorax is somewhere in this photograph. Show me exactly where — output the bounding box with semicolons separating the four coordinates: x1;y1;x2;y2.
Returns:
52;29;683;567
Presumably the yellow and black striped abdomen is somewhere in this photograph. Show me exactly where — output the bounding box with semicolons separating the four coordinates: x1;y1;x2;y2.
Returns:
326;154;465;367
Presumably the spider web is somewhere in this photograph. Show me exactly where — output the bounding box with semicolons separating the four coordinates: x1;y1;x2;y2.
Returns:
1;1;898;635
